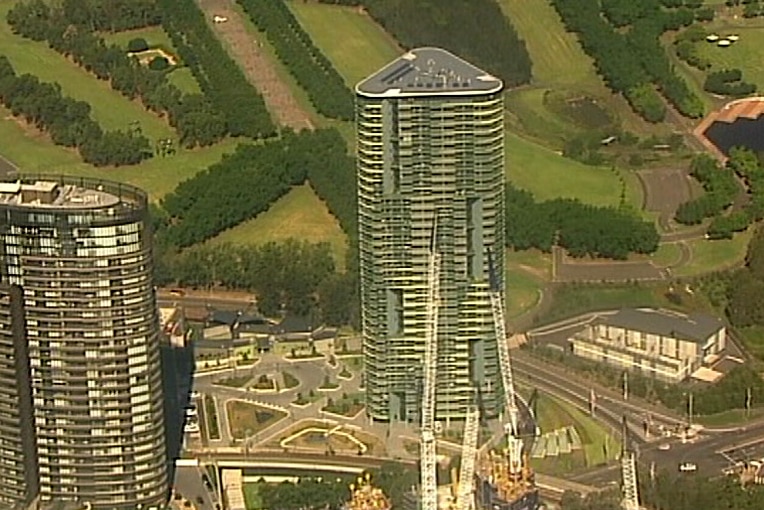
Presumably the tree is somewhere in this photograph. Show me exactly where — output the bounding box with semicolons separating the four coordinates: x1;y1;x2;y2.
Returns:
128;37;149;53
149;56;170;71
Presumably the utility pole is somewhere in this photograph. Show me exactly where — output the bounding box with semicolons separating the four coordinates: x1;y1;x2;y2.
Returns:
623;371;629;401
688;392;694;427
589;388;597;417
746;387;752;419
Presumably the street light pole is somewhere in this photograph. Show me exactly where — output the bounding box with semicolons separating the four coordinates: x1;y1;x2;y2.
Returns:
623;371;629;401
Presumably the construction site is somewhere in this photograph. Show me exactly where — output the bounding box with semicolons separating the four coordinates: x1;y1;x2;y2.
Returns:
346;232;542;510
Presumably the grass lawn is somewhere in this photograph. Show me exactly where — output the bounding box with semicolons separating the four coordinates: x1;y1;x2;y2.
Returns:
0;108;241;201
102;26;201;94
675;228;752;277
507;132;642;207
695;406;764;427
738;325;764;360
648;242;684;268
243;483;264;510
696;24;764;90
215;375;252;388
497;0;597;87
203;395;221;441
531;393;617;474
0;3;172;141
506;265;544;319
207;183;348;268
541;283;664;324
226;400;288;440
287;1;400;87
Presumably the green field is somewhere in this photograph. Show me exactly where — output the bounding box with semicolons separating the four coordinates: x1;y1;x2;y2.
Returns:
244;484;264;510
497;0;597;86
0;3;173;141
506;249;551;318
696;25;764;90
102;26;201;94
208;184;348;267
287;1;401;87
507;132;642;207
531;392;617;473
675;228;752;277
0;105;240;201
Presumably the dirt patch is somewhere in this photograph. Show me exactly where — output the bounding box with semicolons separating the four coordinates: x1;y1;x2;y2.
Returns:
129;48;178;66
195;0;314;131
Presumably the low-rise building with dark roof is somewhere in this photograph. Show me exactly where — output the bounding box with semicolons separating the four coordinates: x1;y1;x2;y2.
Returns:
569;308;726;382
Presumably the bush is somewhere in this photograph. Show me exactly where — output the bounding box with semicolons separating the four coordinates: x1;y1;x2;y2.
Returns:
149;56;170;71
128;37;149;53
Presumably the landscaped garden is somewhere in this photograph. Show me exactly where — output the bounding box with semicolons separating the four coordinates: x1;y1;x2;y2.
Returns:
226;400;287;440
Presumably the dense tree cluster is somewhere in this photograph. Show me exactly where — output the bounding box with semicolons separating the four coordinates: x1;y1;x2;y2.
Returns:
507;185;659;259
550;0;705;121
642;471;764;510
674;25;711;70
704;69;757;97
255;477;350;510
158;0;275;139
356;0;532;87
564;472;764;510
675;154;739;226
7;0;160;35
727;224;764;328
677;150;764;239
0;56;150;166
6;0;234;148
159;241;339;318
160;129;350;247
527;342;764;416
237;0;353;120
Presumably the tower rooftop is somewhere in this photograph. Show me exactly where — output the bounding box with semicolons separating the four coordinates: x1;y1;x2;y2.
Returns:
355;47;502;98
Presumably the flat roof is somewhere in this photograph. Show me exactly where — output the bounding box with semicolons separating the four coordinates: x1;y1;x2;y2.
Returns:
597;308;724;343
355;47;502;98
0;180;120;209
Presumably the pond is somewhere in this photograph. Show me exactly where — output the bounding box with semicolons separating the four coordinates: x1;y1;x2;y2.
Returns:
704;116;764;156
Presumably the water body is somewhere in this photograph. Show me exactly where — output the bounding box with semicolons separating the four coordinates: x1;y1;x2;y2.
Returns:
704;115;764;156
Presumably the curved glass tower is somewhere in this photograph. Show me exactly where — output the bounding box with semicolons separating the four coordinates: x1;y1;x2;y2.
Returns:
0;176;168;509
356;48;506;422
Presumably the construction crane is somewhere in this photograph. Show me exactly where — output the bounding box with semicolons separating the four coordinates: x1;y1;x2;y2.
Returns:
421;221;481;510
420;225;441;510
620;416;641;510
454;405;480;510
486;249;524;475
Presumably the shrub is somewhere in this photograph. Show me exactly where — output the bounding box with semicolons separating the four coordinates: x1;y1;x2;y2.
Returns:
149;56;170;71
128;37;149;53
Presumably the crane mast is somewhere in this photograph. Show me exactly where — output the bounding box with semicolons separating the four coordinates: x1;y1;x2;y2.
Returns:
620;416;640;510
487;250;523;475
455;406;480;510
420;227;441;510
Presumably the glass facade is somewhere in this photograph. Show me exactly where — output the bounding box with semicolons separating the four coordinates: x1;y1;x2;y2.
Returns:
357;52;506;422
0;176;168;509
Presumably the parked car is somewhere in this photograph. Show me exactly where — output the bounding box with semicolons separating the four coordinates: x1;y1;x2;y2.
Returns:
679;462;697;472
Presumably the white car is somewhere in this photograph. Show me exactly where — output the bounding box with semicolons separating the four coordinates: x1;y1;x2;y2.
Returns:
186;406;198;418
184;422;200;434
190;390;200;399
658;443;671;451
679;462;697;472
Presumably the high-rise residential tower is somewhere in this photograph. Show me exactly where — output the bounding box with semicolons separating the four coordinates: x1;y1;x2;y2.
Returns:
0;176;168;509
356;48;506;422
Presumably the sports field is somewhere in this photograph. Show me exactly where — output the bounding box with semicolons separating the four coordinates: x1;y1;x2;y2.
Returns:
207;184;348;267
287;1;400;87
0;3;173;142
